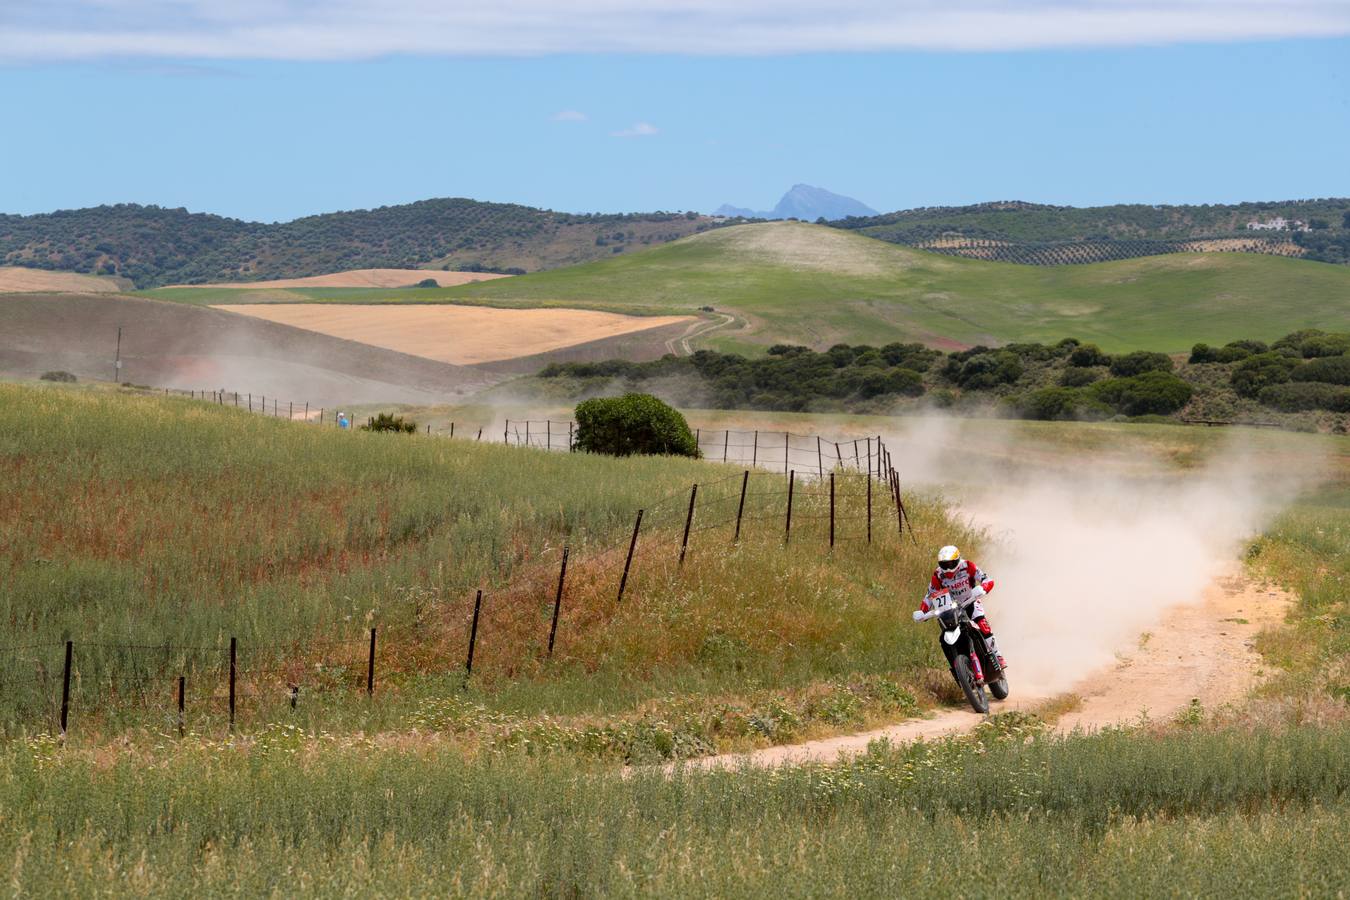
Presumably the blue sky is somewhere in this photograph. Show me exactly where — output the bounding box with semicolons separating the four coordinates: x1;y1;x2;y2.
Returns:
2;2;1348;221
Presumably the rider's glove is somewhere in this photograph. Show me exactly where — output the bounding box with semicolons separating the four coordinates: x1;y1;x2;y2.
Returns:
912;610;925;622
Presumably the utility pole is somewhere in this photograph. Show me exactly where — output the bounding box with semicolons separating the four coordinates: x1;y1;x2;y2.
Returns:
113;326;123;384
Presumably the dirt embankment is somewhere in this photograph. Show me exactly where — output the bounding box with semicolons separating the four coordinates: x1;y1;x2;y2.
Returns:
0;293;499;404
211;304;695;366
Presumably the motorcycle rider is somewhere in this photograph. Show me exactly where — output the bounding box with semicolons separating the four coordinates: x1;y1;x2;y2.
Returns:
919;545;1006;676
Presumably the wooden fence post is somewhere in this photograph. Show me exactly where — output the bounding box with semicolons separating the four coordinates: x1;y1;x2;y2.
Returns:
451;422;455;438
504;420;509;444
617;509;643;604
723;429;729;463
59;640;72;737
679;484;698;566
464;590;483;682
568;421;574;452
785;470;795;544
853;440;860;470
829;472;835;549
477;428;483;441
547;547;569;656
817;436;824;478
733;470;749;543
367;627;377;695
228;637;236;733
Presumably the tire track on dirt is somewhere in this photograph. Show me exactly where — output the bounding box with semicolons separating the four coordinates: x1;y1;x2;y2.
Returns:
675;568;1291;770
666;313;737;355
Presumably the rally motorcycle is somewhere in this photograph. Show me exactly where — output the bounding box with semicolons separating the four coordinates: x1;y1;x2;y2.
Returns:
912;588;1009;714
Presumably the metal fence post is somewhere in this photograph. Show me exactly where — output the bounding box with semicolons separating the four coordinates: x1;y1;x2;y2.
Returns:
367;627;377;695
617;509;644;603
59;640;73;737
548;546;569;656
785;470;795;544
733;470;749;543
177;675;185;738
817;436;824;478
679;484;698;566
752;430;758;468
867;471;872;544
464;590;483;682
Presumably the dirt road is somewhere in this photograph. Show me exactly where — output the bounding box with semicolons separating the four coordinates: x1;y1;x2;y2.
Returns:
680;567;1291;769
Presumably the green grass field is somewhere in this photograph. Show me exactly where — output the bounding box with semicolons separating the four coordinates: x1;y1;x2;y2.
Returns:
4;385;1349;895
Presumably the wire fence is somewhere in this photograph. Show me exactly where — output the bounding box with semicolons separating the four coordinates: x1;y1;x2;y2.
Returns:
12;390;916;738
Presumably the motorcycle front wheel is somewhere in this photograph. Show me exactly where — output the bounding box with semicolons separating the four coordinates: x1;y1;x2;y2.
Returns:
988;675;1010;701
953;654;989;714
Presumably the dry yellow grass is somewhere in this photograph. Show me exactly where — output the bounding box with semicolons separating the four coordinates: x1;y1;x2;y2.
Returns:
180;268;512;289
212;303;695;365
0;267;124;293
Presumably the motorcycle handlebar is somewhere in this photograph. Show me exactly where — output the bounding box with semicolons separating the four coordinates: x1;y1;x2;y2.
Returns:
912;592;981;623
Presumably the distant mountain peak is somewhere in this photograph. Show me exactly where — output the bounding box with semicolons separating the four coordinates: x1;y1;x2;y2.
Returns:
714;185;877;222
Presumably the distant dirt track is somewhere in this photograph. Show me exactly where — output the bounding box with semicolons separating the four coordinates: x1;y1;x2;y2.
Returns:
176;268;512;289
213;303;695;365
0;293;499;404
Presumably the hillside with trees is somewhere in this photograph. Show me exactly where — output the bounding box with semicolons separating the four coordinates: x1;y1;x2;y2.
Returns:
0;200;719;288
830;199;1350;266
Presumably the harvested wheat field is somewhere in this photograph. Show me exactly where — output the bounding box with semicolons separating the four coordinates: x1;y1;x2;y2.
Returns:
0;267;126;293
213;303;695;365
182;268;512;289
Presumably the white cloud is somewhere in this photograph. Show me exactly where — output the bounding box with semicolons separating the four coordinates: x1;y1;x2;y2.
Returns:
3;1;1349;62
551;109;589;122
610;122;659;138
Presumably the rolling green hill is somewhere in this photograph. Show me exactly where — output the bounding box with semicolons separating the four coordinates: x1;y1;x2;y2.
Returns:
437;222;1350;354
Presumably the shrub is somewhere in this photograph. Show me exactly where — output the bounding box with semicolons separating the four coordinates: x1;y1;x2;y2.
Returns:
1018;387;1083;420
413;278;439;288
1214;345;1254;363
1058;367;1100;388
1274;329;1350;358
1068;343;1111;367
1290;355;1350;386
1089;371;1194;415
574;393;698;458
360;413;417;433
956;351;1023;390
1231;352;1302;398
39;371;77;383
1189;343;1218;364
1109;350;1174;377
1258;382;1350;412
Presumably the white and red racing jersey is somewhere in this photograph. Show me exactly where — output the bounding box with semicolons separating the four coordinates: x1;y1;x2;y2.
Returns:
921;560;994;613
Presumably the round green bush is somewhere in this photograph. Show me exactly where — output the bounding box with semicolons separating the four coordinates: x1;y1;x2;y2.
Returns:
1019;387;1083;421
1089;371;1194;416
1290;355;1350;386
1109;351;1174;378
39;370;77;383
1058;367;1101;388
1258;382;1350;412
1069;344;1111;368
1231;352;1303;398
574;394;699;458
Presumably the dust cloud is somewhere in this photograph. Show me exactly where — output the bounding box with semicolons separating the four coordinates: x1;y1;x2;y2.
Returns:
880;416;1323;696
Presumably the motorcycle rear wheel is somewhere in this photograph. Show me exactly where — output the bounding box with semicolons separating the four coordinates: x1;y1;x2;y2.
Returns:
953;655;989;714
